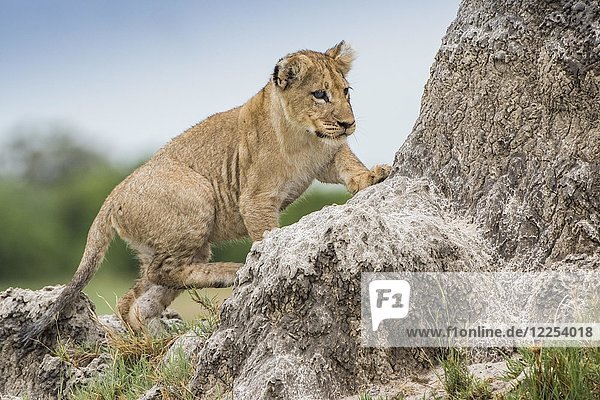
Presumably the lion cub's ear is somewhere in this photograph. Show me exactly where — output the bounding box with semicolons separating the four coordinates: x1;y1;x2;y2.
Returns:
272;54;310;90
325;40;355;75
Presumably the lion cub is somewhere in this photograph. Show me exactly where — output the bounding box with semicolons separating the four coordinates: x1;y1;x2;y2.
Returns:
22;41;391;338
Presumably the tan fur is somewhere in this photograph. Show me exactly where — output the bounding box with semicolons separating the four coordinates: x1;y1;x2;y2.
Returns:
21;41;391;338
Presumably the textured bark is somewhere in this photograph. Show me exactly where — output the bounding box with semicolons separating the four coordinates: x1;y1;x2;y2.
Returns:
191;0;599;398
396;0;600;268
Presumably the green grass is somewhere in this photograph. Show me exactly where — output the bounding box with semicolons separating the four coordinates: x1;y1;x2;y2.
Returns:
71;355;154;399
437;349;493;400
433;347;600;400
503;347;600;400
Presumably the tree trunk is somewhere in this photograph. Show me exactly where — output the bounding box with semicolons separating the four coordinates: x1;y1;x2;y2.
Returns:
396;0;599;268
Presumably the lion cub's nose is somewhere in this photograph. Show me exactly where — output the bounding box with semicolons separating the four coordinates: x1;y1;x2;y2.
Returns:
337;120;355;129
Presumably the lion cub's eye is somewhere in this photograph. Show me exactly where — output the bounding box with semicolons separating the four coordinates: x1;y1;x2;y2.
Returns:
312;90;329;102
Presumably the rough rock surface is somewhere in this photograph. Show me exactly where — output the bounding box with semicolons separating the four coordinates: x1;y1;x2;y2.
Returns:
0;286;186;399
0;286;106;400
191;0;599;398
191;178;496;399
340;359;514;400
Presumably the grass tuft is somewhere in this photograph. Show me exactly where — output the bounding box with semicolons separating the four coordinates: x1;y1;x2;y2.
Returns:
438;349;493;400
503;347;600;400
69;292;222;399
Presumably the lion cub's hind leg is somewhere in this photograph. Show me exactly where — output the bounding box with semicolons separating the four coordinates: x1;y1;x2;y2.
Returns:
117;254;241;332
115;241;237;333
118;276;182;333
117;267;182;334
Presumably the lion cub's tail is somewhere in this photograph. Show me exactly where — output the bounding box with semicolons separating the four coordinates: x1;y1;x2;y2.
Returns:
19;202;115;344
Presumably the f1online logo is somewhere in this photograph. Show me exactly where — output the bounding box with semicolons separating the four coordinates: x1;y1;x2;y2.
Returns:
369;280;411;331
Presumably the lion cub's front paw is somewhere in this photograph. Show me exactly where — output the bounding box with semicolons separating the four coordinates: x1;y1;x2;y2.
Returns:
371;164;392;183
347;164;392;194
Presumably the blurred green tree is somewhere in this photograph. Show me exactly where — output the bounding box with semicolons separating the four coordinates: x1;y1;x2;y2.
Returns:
0;125;138;281
0;123;106;186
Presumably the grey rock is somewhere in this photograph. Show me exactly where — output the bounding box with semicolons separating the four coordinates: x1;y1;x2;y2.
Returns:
97;308;184;336
97;313;128;334
163;332;205;365
191;178;496;399
468;361;511;393
0;286;107;400
338;360;512;400
0;286;188;399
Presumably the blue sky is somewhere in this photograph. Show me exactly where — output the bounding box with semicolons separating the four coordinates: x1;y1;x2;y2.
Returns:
0;1;460;166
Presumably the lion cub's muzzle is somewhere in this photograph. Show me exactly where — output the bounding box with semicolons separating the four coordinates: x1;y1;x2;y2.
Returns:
316;119;356;139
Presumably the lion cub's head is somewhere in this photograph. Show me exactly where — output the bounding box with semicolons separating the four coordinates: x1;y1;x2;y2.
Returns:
272;41;356;142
